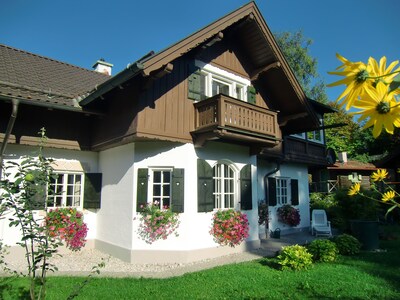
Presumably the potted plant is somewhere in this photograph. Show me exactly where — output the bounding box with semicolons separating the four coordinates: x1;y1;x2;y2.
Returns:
277;204;301;227
258;200;269;239
210;209;249;247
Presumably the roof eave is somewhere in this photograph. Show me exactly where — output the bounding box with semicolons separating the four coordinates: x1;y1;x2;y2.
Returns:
79;62;144;106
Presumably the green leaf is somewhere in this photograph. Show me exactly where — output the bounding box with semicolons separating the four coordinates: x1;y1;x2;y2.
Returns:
384;204;397;219
389;73;400;93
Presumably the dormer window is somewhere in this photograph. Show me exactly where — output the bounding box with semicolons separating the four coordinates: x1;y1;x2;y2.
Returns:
188;60;254;103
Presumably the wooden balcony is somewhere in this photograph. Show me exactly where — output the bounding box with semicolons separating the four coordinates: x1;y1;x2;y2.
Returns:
191;94;280;147
283;136;327;166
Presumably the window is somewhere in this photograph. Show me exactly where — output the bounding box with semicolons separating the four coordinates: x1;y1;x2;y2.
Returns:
213;163;236;209
196;61;250;101
149;169;172;209
276;178;289;205
268;177;299;207
47;173;83;207
307;130;324;144
136;168;184;213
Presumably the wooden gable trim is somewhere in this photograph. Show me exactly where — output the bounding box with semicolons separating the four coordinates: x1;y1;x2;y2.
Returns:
140;3;258;76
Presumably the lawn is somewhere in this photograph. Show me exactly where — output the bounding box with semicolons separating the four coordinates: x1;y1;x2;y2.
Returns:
1;226;400;299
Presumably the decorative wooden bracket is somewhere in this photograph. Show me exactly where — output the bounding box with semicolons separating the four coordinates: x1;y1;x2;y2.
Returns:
251;61;281;81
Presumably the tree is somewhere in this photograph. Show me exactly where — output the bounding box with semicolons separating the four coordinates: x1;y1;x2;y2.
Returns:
274;30;328;103
274;30;382;160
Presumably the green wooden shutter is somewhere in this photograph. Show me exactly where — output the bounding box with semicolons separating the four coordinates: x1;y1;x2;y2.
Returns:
240;164;252;210
247;86;256;104
83;173;102;209
136;168;148;212
267;177;277;206
197;159;214;212
171;168;184;213
291;179;299;205
188;61;202;101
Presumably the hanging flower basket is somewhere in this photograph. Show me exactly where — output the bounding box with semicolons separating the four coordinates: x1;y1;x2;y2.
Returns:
277;204;301;227
210;209;249;247
137;202;180;244
45;207;88;251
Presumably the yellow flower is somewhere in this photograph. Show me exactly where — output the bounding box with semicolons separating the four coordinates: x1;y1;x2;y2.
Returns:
382;190;396;203
371;169;388;182
348;183;361;196
369;56;400;86
328;54;374;110
352;82;400;138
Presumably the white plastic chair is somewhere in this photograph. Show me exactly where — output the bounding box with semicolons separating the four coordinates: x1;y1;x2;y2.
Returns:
311;209;332;237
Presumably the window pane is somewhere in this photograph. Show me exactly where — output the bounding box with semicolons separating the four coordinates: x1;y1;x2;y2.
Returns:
212;80;229;96
163;185;170;197
200;73;206;99
163;198;170;208
236;86;244;100
153;171;161;183
153;184;161;196
163;171;171;183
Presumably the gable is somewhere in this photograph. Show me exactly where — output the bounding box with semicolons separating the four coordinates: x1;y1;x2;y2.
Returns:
79;2;320;133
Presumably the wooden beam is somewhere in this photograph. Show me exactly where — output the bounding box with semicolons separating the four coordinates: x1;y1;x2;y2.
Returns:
251;61;281;81
279;112;308;126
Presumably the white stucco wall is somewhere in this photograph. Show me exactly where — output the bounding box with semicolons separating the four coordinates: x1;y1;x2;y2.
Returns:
97;143;135;250
257;159;310;235
0;144;99;245
132;141;259;252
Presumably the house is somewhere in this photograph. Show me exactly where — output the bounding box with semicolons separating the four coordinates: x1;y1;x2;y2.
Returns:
309;151;378;193
0;2;333;264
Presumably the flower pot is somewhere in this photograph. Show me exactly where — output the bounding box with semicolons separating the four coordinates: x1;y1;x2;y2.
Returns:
350;220;379;250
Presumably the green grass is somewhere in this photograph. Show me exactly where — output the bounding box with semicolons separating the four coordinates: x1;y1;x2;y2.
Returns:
2;226;400;299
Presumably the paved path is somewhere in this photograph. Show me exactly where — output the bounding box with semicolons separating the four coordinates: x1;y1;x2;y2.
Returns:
1;232;316;278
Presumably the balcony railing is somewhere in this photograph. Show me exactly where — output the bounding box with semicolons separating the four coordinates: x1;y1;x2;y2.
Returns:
192;94;279;146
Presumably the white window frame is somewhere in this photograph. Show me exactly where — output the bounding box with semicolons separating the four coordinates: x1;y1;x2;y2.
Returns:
212;162;238;209
276;177;290;205
196;60;250;101
147;168;173;209
47;172;84;208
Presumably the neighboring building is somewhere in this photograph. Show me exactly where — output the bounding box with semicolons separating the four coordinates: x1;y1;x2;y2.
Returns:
0;2;333;263
310;151;378;193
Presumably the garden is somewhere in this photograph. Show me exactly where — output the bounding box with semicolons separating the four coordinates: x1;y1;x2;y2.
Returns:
0;225;399;299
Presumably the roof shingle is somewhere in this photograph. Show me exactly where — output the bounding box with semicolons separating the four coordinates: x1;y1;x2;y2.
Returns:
0;44;110;109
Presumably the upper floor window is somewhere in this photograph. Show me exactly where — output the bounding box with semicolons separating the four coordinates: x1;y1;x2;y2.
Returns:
47;172;83;208
188;60;252;102
290;118;324;144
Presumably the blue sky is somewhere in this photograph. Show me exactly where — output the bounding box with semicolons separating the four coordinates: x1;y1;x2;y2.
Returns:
1;0;399;101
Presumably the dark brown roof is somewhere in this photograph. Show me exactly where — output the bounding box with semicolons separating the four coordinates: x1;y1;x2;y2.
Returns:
0;44;109;110
327;160;378;171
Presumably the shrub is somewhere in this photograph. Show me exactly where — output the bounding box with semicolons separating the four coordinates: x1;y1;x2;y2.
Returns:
331;234;362;255
310;192;336;212
277;244;313;271
306;239;339;262
210;209;249;247
277;204;301;226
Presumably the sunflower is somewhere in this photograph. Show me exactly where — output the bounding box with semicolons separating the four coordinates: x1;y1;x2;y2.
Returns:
348;183;361;196
382;190;396;203
352;82;400;138
371;169;388;182
328;54;374;110
369;56;400;85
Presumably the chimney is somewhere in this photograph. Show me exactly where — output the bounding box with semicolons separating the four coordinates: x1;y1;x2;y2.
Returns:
92;58;113;75
338;152;348;163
